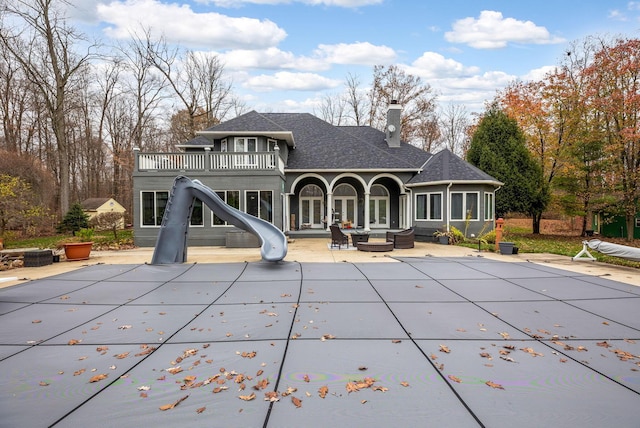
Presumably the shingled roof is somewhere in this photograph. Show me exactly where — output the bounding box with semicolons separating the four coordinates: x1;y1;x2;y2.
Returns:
407;148;503;186
197;111;430;170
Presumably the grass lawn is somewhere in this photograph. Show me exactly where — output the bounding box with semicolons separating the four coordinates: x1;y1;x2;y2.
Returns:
460;223;640;269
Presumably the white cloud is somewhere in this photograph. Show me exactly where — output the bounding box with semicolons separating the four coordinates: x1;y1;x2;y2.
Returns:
445;10;565;49
521;65;557;82
608;9;628;21
244;71;342;91
96;0;286;49
220;48;328;71
405;52;480;79
314;42;396;66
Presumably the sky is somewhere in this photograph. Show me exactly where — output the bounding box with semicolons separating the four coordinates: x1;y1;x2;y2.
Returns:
65;0;640;115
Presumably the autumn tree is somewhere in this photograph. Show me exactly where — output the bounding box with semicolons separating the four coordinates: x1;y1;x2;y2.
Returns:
0;0;95;215
467;106;550;233
0;174;51;236
438;104;470;156
584;37;640;240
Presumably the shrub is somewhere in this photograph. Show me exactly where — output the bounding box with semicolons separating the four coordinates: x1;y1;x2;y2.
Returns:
58;203;89;235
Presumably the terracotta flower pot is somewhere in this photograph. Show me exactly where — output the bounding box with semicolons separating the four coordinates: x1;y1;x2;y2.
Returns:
64;242;93;261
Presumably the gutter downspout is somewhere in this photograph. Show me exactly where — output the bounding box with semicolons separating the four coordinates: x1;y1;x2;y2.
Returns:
446;182;453;232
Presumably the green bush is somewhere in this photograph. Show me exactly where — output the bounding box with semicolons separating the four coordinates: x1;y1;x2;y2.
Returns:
481;230;496;244
449;226;465;244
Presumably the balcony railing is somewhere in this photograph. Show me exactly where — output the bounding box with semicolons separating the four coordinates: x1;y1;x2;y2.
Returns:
136;152;284;173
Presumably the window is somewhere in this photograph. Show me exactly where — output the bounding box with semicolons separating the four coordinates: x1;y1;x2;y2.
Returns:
451;192;478;221
212;190;240;226
267;139;277;151
190;198;203;226
484;193;494;221
141;191;168;226
234;137;257;152
246;190;273;223
415;192;442;220
221;139;227;152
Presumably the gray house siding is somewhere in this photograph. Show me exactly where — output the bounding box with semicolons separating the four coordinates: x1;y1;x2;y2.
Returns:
133;170;285;247
410;183;497;241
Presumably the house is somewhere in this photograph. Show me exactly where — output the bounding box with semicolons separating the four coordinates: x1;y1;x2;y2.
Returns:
593;211;640;239
81;198;126;229
132;102;503;247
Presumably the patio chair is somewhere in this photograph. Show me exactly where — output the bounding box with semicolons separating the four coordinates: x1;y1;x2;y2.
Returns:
330;224;349;249
386;228;415;249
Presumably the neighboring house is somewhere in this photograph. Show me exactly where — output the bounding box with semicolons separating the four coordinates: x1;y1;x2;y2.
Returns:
133;102;503;247
593;211;640;239
81;198;126;229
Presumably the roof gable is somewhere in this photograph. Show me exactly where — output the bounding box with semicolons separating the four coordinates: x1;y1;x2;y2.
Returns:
81;198;125;211
407;149;502;185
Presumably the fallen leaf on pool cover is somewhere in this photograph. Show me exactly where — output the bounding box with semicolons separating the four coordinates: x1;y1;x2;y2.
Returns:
159;395;189;411
318;386;329;398
479;352;492;360
264;391;280;402
597;341;611;348
499;332;510;339
39;381;50;386
74;369;86;376
485;381;504;390
196;407;206;414
520;347;544;357
321;334;335;341
291;396;302;408
238;392;256;401
400;381;410;387
240;351;257;359
439;344;451;353
166;366;183;375
114;352;129;359
32;320;42;324
448;375;462;383
68;339;81;345
253;379;269;390
303;374;310;383
89;374;108;383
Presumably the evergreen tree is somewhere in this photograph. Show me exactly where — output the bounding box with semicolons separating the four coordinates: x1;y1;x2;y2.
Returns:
467;106;550;233
58;202;89;235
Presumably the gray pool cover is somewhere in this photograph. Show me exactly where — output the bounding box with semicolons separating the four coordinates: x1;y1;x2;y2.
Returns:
1;257;639;427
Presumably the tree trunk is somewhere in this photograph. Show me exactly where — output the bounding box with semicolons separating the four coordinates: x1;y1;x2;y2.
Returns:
532;213;542;234
626;215;635;240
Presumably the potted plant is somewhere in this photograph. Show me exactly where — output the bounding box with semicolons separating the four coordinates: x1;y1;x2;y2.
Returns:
434;230;451;245
62;228;94;261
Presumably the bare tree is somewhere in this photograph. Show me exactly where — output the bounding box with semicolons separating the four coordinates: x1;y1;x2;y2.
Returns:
344;73;368;126
315;92;347;125
439;104;470;155
367;65;439;146
0;0;95;215
142;32;233;140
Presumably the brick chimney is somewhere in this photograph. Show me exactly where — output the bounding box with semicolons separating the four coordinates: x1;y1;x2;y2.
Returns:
385;100;401;148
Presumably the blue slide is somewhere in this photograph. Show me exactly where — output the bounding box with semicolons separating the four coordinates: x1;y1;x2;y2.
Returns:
151;176;287;264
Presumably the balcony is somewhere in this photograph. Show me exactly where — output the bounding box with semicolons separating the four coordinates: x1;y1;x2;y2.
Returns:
135;151;284;174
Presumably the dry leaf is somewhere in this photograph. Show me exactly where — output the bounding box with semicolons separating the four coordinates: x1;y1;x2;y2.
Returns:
238;393;256;401
159;395;189;411
479;352;492;360
39;381;50;386
485;381;504;390
400;381;410;387
318;386;329;398
118;325;132;330
391;339;402;343
448;375;462;383
291;396;302;408
241;351;257;359
32;320;42;324
89;374;108;383
499;332;510;339
196;407;206;414
372;385;388;392
321;334;336;341
74;369;86;376
520;347;544;357
264;391;280;402
68;339;81;345
597;341;611;348
439;344;451;353
253;379;269;390
212;386;228;393
303;374;310;383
